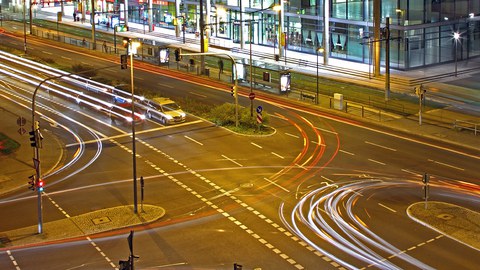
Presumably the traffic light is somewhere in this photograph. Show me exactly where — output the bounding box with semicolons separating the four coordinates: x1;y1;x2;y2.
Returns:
422;173;429;184
120;54;128;69
29;130;37;147
122;37;129;48
28;175;36;191
37;179;45;192
116;25;129;32
174;49;181;62
234;263;243;270
118;259;130;270
230;85;236;96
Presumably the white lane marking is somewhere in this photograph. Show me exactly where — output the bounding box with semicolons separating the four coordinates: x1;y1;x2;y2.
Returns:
285;132;300;138
368;159;386;165
221;154;243;167
158;82;174;88
271;152;285;159
311;140;326;146
339;149;354;155
378;203;396;213
295;163;307;170
251;142;263;149
401;169;422;176
189;91;207;98
428;159;465;171
7;250;21;270
61;56;72;60
86;237;117;268
365;141;397;151
314;126;338;135
184;135;203;145
42;51;53;55
321;176;333;183
263;177;290;192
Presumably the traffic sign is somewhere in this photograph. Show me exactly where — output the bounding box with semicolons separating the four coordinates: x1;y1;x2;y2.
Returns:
249;92;255;100
18;127;26;135
17;116;26;126
256;106;263;114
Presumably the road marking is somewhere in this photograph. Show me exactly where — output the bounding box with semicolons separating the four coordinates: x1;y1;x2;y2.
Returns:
368;159;386;165
61;56;72;60
378;203;396;213
184;135;203;145
339;149;354;155
263;177;290;192
321;176;333;183
42;51;53;55
251;142;263;148
221;154;243;167
285;132;300;138
158;82;174;88
428;159;465;171
271;152;285;159
6;250;20;270
189;91;207;98
315;126;338;134
311;140;326;146
365;141;397;151
401;169;422;176
86;237;117;268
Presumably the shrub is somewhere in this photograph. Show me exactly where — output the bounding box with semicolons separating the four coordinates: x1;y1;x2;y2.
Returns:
71;64;97;78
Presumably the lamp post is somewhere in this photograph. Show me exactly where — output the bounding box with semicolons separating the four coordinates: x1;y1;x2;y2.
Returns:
124;38;141;214
316;47;324;105
453;32;460;77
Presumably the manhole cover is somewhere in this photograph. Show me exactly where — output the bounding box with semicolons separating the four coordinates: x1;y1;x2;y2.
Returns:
437;213;454;220
92;216;111;225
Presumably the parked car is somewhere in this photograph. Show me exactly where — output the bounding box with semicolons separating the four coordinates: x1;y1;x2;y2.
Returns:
140;97;186;125
110;102;145;125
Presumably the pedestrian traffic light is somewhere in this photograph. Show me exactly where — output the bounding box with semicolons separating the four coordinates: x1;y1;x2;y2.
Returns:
174;49;181;62
28;175;36;191
29;130;37;147
230;85;236;96
121;54;128;69
116;25;128;32
37;179;45;192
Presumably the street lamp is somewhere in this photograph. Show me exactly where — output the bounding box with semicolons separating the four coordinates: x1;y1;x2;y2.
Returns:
125;38;141;214
272;4;283;58
395;9;405;26
453;32;460;77
316;47;324;105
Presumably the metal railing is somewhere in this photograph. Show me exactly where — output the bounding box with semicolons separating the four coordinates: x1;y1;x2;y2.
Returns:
454;120;479;136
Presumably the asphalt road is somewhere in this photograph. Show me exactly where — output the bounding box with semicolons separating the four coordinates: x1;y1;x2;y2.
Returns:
0;32;479;270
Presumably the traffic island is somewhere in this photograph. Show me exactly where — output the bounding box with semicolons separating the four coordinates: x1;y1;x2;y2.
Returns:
0;204;165;248
407;201;480;250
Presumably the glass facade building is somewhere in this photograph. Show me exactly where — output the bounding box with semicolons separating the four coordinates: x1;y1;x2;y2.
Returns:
120;0;479;70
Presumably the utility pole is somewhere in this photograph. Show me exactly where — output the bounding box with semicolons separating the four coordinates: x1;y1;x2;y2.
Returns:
385;17;390;101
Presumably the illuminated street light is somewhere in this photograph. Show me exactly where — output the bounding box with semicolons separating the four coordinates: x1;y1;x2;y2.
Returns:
316;47;324;105
453;32;460;77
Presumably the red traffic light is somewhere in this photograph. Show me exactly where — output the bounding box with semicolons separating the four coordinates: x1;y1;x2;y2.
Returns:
37;179;45;192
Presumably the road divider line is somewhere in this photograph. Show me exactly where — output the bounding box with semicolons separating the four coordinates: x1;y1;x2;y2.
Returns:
314;126;338;135
157;83;174;89
184;135;203;145
221;154;243;167
428;159;465;171
368;159;386;165
189;91;207;98
285;132;300;139
6;250;20;270
339;149;354;155
251;142;263;149
271;152;285;159
263;177;290;192
365;141;397;151
378;203;396;213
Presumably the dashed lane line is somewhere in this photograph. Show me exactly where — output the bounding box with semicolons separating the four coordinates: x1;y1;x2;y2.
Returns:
6;250;21;270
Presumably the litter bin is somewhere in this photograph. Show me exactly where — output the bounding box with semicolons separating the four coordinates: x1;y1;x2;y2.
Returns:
204;68;210;76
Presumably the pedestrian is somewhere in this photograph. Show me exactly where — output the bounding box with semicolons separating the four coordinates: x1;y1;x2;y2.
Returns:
218;59;224;74
103;41;107;52
73;11;76;22
82;38;86;47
